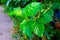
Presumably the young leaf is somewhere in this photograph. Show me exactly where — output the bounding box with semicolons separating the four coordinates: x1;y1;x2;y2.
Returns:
23;2;41;18
9;7;22;16
13;7;22;16
9;7;24;20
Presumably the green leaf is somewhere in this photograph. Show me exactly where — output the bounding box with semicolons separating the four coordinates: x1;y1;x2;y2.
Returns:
9;7;24;20
43;13;53;23
52;2;60;9
9;10;15;17
46;9;54;16
9;7;22;16
33;23;44;37
13;7;22;16
20;20;32;37
28;19;44;37
39;13;52;24
23;2;41;18
39;9;53;24
28;18;36;31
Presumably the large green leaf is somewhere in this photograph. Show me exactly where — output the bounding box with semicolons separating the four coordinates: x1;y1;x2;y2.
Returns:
33;23;44;37
20;20;33;37
28;19;44;37
39;13;52;24
43;12;53;23
23;2;41;18
38;9;53;24
39;9;53;24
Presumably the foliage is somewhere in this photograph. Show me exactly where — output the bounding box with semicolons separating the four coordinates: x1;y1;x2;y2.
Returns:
9;2;45;37
0;0;7;4
2;0;60;40
8;1;54;38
